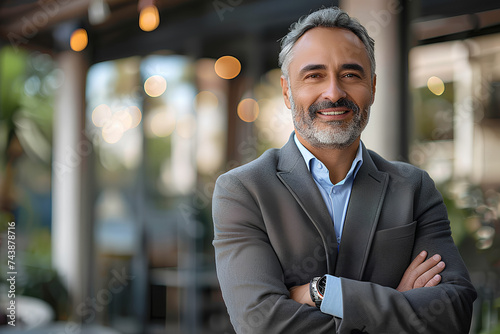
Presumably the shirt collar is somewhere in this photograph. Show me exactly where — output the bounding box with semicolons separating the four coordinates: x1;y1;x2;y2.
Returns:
293;133;364;182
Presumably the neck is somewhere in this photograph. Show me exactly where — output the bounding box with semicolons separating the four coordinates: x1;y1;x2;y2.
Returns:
297;133;360;184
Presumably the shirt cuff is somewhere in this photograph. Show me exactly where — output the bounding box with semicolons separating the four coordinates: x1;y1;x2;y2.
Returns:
320;275;343;318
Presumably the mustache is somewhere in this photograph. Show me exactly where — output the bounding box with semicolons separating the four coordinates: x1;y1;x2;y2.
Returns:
308;98;360;116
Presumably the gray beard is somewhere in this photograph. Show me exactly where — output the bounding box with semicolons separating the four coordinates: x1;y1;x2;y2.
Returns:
289;92;369;150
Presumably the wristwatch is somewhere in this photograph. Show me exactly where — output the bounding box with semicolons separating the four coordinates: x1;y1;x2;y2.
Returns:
310;275;327;308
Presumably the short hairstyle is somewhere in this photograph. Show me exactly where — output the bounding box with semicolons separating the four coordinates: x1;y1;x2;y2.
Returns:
278;7;375;79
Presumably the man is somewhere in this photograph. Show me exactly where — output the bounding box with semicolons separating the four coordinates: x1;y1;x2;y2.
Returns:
212;7;476;334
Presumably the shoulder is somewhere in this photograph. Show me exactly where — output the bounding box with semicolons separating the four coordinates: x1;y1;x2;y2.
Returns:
365;149;435;185
367;149;420;174
215;148;281;188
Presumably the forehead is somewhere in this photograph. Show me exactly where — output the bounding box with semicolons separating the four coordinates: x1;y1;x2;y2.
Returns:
289;27;370;73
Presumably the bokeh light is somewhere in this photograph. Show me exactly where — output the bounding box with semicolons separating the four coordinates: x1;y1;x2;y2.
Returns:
427;76;445;96
144;75;167;97
194;90;219;111
127;106;142;128
146;107;176;137
92;104;143;144
102;122;125;144
70;28;88;52
114;108;133;130
24;76;41;96
214;56;241;80
92;104;112;127
139;5;160;32
237;98;259;122
176;114;196;139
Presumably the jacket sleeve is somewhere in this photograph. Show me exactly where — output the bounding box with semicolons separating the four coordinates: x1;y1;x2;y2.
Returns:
336;170;477;333
212;172;337;334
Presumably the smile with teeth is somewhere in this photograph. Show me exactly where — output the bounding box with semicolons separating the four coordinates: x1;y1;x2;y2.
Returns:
318;110;349;116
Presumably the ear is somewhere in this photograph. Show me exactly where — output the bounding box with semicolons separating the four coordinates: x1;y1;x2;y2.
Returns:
280;75;292;109
370;74;377;105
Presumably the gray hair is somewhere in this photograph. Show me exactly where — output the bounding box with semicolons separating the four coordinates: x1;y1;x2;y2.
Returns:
278;7;375;79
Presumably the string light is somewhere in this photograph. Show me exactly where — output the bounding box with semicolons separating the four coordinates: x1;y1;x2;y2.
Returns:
70;28;88;52
427;76;445;96
237;98;259;122
139;5;160;32
214;56;241;79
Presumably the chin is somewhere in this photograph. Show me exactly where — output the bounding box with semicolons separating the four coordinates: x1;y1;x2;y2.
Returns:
312;129;359;149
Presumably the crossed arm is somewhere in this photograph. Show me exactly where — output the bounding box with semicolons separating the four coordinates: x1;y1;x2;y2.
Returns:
213;170;477;333
289;250;446;307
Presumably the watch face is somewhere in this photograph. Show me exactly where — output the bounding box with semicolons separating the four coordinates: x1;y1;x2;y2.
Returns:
317;276;327;296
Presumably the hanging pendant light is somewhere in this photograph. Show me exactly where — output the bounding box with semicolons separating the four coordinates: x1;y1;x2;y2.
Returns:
70;28;88;52
138;0;160;32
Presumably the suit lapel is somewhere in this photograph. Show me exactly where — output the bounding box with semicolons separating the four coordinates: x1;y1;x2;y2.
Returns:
276;134;338;272
334;145;388;280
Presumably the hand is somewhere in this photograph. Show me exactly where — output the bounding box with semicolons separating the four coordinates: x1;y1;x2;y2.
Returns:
289;283;315;307
397;251;445;292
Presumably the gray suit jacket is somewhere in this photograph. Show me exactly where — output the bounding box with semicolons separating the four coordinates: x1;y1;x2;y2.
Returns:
213;134;476;333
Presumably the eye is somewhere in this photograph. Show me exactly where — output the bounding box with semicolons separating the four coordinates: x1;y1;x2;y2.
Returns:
343;73;360;79
305;73;322;80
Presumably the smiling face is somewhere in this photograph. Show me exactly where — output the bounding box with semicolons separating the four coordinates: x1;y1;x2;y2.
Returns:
281;27;376;150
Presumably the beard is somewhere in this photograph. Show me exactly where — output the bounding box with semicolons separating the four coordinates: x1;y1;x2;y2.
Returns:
289;91;370;150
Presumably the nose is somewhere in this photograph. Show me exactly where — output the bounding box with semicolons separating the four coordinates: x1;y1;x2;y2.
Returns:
321;77;346;102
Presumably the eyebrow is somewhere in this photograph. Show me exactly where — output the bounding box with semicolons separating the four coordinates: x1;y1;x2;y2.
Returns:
298;64;326;77
341;63;366;76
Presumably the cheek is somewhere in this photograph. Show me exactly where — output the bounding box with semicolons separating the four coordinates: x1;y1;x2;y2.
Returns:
294;87;321;108
348;86;373;106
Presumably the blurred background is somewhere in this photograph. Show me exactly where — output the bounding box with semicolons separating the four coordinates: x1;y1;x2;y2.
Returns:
0;0;499;333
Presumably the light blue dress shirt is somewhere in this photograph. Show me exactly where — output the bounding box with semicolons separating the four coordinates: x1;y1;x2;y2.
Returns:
294;134;363;319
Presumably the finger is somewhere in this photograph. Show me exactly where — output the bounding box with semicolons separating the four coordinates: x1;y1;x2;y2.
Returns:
412;254;442;279
397;251;428;292
403;254;441;290
414;260;445;288
400;251;427;289
403;251;427;280
424;260;445;279
424;274;442;288
405;251;427;273
397;252;443;292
